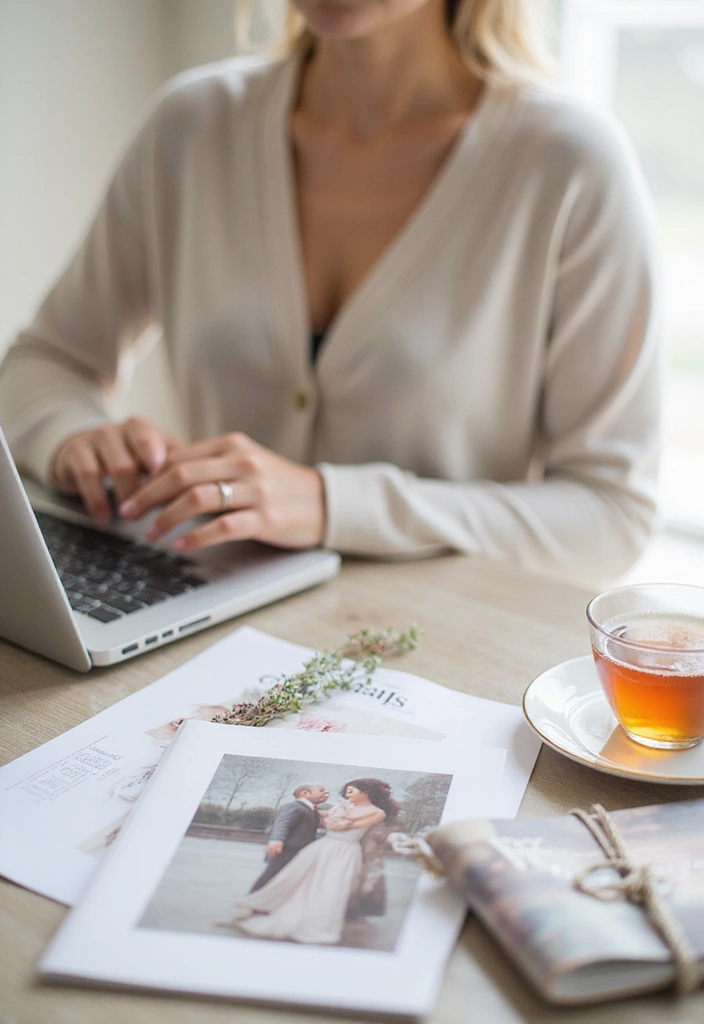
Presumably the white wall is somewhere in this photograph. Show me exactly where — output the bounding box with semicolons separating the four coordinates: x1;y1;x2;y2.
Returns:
0;0;238;435
165;0;240;71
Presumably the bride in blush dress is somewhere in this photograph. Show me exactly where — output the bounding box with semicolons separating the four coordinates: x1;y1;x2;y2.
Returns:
221;778;399;945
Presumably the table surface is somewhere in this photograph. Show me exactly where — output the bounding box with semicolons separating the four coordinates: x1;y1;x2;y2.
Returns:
2;554;703;1024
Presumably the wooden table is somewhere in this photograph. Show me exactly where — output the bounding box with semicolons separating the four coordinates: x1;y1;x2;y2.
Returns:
1;555;703;1024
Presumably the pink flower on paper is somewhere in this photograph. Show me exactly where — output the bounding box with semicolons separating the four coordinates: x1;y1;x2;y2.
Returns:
297;716;347;733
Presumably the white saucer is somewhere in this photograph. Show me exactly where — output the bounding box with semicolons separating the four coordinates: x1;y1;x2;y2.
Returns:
523;656;704;785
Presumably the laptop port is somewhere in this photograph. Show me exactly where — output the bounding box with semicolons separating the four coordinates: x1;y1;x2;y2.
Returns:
145;636;158;645
121;643;139;655
179;616;211;633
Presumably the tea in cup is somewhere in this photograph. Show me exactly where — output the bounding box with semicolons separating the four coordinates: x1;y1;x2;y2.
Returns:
586;583;704;750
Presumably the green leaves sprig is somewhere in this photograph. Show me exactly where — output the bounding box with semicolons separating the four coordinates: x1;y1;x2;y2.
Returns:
213;625;422;728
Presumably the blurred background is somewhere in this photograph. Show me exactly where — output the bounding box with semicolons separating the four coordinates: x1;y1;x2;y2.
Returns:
557;0;704;584
1;0;702;582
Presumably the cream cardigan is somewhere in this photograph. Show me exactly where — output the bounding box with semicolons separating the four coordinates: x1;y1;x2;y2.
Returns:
0;54;661;583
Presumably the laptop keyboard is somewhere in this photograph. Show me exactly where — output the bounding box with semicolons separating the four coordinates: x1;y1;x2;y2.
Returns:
35;511;207;624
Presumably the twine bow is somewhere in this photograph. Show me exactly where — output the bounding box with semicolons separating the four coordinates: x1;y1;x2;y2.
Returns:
571;803;702;995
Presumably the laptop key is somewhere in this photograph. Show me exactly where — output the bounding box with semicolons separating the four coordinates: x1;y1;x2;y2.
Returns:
86;606;122;623
180;575;207;589
146;578;193;596
102;593;147;614
135;587;169;606
121;565;154;581
84;566;118;582
66;595;100;612
111;580;140;594
80;581;112;598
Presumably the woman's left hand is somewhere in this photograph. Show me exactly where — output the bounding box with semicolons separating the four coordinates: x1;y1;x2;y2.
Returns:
119;431;326;550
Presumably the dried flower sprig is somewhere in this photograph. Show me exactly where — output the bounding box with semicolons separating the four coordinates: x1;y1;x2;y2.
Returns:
213;625;422;728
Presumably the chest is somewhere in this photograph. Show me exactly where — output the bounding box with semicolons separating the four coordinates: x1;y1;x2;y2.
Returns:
291;112;469;331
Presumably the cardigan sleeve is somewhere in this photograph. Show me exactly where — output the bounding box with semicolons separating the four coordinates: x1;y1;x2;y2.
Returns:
0;112;155;485
318;119;661;585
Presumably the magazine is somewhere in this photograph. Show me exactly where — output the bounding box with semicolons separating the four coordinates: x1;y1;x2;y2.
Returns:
427;799;704;1005
38;720;506;1019
0;625;540;906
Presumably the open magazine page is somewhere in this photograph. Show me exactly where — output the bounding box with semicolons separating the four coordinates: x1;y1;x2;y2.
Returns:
39;722;506;1019
427;801;704;1004
0;625;540;905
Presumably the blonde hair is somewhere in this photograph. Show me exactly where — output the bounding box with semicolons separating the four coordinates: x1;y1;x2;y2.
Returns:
278;0;556;85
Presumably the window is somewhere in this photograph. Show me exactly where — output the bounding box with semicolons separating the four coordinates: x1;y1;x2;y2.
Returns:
559;0;704;535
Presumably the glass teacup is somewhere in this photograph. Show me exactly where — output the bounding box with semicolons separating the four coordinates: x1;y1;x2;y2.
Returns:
586;583;704;750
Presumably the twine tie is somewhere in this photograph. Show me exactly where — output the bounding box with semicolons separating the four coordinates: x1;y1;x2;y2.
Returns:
572;803;702;995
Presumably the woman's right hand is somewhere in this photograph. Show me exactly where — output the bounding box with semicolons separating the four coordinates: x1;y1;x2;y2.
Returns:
53;416;179;524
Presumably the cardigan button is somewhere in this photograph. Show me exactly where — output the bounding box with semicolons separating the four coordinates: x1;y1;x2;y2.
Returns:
294;391;310;411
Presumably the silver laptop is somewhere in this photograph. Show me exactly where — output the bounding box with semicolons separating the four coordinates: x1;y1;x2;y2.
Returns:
0;428;340;671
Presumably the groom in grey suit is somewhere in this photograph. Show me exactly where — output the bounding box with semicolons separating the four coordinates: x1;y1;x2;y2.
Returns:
249;783;329;892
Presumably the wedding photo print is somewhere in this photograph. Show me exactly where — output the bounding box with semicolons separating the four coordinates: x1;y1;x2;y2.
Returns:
138;755;452;952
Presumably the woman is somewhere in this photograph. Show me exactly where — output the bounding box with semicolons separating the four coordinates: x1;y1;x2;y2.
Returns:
0;0;660;583
220;778;398;944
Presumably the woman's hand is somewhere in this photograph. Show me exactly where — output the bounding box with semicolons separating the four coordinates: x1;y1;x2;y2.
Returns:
326;804;384;830
324;804;352;831
119;431;326;551
53;416;179;524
